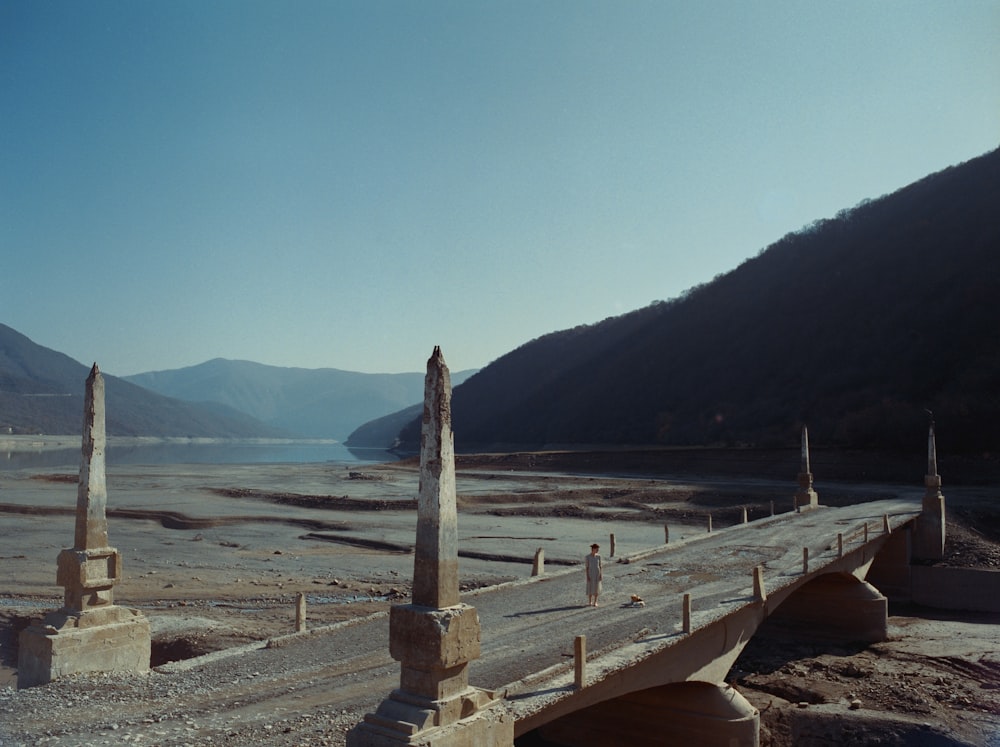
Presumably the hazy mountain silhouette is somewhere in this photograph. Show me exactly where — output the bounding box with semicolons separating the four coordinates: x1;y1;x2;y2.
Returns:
345;403;422;449
125;359;476;440
0;324;287;438
386;147;1000;454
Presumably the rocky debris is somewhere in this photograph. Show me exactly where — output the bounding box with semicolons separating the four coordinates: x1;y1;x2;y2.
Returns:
732;620;1000;747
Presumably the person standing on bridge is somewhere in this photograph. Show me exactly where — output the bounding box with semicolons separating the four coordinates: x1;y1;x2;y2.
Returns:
586;543;603;607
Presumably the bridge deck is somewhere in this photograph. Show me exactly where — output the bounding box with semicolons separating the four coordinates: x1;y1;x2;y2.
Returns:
466;496;921;725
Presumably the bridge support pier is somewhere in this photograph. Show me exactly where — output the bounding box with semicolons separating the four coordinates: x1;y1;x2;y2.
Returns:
913;423;947;561
766;572;887;643
534;681;759;747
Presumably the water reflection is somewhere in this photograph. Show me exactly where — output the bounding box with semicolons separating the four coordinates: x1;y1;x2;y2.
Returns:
0;441;398;470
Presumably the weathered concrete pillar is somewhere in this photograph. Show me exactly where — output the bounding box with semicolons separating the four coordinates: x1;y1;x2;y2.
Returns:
18;364;150;689
531;547;544;577
348;348;512;746
913;423;946;561
767;572;887;643
793;425;819;511
537;681;759;747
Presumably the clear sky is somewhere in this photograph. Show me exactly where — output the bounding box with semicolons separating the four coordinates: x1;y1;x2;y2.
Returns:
2;1;997;376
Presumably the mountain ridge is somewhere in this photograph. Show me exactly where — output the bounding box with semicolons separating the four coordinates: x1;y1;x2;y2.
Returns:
0;324;287;438
124;358;477;440
386;147;1000;454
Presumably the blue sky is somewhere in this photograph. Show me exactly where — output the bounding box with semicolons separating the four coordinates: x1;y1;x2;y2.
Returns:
3;1;997;376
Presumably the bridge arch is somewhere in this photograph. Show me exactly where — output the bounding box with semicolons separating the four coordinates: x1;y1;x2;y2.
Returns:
521;681;758;747
762;571;888;644
516;570;891;746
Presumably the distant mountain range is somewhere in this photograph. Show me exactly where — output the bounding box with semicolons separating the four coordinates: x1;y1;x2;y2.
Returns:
0;324;286;438
125;359;476;440
376;147;1000;455
0;326;475;440
8;147;997;451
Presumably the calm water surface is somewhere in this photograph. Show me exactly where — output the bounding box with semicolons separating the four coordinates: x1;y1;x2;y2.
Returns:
0;440;397;470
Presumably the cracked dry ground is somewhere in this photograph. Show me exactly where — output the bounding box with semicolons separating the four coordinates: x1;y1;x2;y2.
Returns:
2;461;1000;746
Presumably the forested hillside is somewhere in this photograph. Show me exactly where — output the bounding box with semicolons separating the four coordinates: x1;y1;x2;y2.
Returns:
396;147;1000;453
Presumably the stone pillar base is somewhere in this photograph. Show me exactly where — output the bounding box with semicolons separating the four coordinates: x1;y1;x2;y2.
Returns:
18;606;150;689
913;493;946;561
347;691;513;747
794;488;819;512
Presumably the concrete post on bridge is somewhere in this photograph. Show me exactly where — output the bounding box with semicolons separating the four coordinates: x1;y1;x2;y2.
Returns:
913;423;946;561
793;425;819;512
18;364;150;689
347;348;512;747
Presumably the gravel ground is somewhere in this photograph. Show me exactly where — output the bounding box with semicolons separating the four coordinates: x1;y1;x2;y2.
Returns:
2;455;998;746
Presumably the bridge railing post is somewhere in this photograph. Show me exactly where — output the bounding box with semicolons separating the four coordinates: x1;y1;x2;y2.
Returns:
574;635;586;689
753;566;766;602
295;592;307;632
531;547;544;577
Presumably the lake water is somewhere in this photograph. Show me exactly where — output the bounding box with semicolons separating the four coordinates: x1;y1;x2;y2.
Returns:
0;440;399;470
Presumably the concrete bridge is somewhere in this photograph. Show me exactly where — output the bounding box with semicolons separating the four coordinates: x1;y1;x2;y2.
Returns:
119;494;931;747
473;497;924;745
344;353;946;746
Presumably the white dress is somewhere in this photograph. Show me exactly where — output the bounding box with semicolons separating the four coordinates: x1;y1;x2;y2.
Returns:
586;553;602;596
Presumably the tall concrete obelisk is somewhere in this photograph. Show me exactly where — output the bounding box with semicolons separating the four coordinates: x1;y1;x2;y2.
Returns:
348;347;512;746
412;346;459;609
18;364;150;689
793;425;819;511
914;422;946;560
